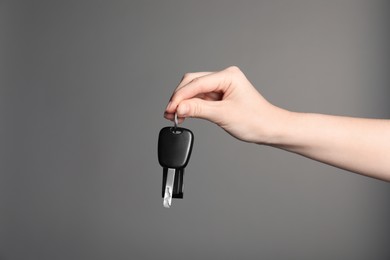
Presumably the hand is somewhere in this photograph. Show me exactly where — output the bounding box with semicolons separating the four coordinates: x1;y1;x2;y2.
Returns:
164;66;289;144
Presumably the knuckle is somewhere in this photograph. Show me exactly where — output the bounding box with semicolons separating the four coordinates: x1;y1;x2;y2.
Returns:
226;65;241;73
192;101;202;117
182;72;193;81
223;66;243;87
194;103;201;116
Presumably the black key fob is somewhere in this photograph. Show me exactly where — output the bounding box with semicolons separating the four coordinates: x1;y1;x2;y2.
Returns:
158;125;194;206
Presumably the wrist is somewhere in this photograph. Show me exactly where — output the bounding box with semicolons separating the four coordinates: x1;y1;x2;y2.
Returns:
258;108;301;148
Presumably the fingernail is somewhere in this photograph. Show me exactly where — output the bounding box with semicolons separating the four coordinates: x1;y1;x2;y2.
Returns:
165;101;172;111
177;104;188;116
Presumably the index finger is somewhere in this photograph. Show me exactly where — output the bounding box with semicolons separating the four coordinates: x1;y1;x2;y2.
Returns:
174;71;213;93
166;69;232;113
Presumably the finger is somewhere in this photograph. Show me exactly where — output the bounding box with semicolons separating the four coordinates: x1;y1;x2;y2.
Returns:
175;71;213;92
164;92;222;122
176;98;221;123
163;112;186;124
166;69;232;113
164;71;212;115
169;72;213;103
194;92;223;101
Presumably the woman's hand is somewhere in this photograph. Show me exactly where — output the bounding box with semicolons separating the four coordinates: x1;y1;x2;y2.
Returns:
164;66;290;144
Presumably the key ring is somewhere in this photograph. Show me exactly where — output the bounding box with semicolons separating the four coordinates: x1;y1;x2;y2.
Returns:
174;113;178;129
172;113;179;133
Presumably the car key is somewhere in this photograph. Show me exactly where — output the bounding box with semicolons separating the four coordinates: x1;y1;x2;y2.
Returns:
158;114;194;208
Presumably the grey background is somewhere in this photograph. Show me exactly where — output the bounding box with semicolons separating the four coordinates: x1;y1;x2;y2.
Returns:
1;0;389;259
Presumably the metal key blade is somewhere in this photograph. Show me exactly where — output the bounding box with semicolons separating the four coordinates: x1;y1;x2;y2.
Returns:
163;168;175;208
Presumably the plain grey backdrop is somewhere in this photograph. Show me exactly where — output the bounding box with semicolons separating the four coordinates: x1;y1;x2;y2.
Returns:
1;0;389;259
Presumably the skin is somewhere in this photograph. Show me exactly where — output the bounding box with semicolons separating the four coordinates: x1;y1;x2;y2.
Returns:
164;66;390;182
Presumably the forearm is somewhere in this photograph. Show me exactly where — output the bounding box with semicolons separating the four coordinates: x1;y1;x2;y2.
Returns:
265;111;390;181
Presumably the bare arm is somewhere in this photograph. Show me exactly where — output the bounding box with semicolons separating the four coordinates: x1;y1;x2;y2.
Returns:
269;112;390;181
165;66;390;182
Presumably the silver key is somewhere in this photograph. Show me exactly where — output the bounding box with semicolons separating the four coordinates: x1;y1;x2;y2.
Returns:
163;168;175;208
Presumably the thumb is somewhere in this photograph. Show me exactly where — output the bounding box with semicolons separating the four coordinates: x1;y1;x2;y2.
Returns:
176;98;220;122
